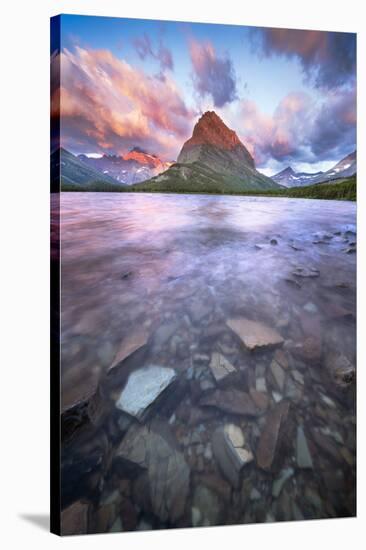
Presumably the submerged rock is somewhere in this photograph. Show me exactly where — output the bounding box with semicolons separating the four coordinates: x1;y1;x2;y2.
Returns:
256;401;292;472
212;424;253;488
115;365;177;420
209;352;236;383
108;327;149;372
292;266;320;278
292;336;322;364
324;352;355;389
270;360;286;392
114;422;190;523
227;318;284;351
296;425;313;469
61;500;89;535
200;389;259;417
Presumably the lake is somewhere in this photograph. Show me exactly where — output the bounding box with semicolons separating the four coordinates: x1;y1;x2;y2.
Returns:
59;192;356;531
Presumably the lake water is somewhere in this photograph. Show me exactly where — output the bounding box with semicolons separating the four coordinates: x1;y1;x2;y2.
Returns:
58;192;356;533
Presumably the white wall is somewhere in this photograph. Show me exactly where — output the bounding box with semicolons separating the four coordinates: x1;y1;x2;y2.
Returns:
0;1;364;548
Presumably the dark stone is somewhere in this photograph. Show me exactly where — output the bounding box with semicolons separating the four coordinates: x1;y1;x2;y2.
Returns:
256;401;293;472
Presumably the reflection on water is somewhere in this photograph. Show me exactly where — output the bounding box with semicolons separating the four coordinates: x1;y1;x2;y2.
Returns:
58;192;356;534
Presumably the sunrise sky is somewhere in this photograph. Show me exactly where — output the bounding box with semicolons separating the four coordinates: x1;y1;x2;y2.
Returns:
51;15;356;175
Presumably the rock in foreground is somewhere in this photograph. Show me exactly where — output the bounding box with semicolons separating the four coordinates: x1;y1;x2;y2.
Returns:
114;423;190;522
116;365;177;420
227;318;284;351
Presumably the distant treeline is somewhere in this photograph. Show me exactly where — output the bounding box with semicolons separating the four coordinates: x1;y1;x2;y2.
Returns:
59;175;356;201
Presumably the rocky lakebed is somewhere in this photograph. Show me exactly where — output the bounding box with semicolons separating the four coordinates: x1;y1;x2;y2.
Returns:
58;192;356;535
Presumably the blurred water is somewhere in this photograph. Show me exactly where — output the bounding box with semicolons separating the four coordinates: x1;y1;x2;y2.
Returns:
58;192;356;530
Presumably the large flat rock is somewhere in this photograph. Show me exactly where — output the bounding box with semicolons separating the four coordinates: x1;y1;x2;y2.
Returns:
116;365;177;421
226;318;284;351
115;423;190;523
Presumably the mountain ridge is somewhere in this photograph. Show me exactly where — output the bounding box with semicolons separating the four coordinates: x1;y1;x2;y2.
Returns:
132;111;281;193
272;151;356;188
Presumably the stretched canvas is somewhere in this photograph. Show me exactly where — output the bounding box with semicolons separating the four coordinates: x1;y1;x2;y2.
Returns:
50;14;356;536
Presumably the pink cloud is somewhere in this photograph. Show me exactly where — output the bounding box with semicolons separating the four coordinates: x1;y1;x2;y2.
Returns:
54;46;194;159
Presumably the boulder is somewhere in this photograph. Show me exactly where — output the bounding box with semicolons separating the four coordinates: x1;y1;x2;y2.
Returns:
227;318;284;351
115;365;177;421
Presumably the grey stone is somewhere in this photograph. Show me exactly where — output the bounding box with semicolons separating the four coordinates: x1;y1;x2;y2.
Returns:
296;426;313;468
209;352;236;383
116;365;177;420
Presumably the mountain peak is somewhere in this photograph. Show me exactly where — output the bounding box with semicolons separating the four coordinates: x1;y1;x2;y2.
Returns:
280;166;295;176
188;110;243;151
178;111;254;169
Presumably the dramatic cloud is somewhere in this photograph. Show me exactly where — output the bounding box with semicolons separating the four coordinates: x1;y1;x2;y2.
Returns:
134;33;174;72
189;40;237;107
255;28;356;90
309;86;356;157
238;87;356;167
54;46;194;158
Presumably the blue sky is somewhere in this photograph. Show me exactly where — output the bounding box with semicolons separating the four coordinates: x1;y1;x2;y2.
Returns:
53;15;356;175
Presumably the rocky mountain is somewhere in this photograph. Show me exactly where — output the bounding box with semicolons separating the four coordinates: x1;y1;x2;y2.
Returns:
132;111;280;193
51;148;123;191
272;151;357;188
271;166;324;188
311;151;357;185
78;147;173;185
